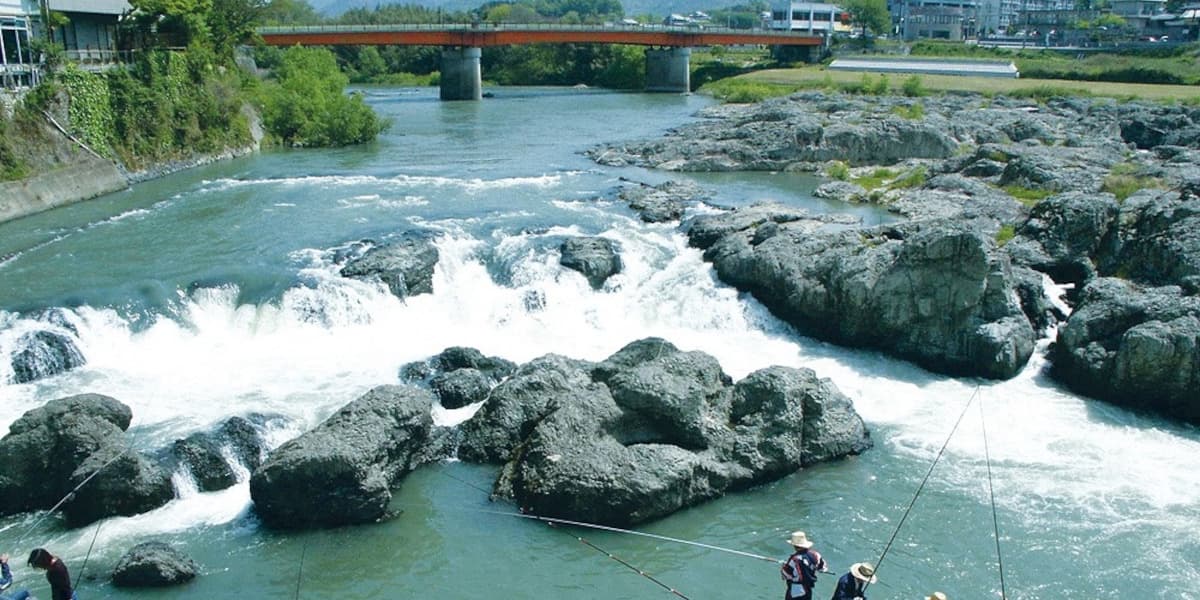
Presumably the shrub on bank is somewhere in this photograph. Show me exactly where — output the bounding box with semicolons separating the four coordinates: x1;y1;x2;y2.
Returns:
258;46;386;147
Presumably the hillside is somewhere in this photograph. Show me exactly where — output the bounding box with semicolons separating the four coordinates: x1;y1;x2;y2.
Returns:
309;0;747;18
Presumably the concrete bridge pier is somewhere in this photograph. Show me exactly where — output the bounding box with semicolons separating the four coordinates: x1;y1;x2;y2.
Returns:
440;46;482;101
644;47;690;94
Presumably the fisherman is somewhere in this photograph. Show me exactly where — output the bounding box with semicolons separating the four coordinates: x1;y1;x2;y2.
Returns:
830;562;876;600
27;549;73;600
0;553;32;600
780;531;827;600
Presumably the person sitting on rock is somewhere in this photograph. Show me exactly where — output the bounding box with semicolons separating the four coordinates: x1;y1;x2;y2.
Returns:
27;549;73;600
781;531;827;600
830;562;877;600
0;553;33;600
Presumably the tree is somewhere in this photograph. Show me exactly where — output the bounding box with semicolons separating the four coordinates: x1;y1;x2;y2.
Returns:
841;0;890;35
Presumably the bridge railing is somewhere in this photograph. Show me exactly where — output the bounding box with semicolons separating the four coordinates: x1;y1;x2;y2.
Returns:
256;22;822;39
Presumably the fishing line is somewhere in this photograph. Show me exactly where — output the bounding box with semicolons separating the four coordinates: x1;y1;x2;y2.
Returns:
980;392;1009;600
18;448;131;543
864;385;980;593
294;536;309;600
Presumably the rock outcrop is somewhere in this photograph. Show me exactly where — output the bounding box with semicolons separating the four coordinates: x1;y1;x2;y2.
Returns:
112;542;198;588
249;385;435;529
559;237;622;289
339;232;439;299
687;208;1035;379
463;339;870;526
401;347;516;410
0;394;173;525
8;329;86;384
1052;279;1200;423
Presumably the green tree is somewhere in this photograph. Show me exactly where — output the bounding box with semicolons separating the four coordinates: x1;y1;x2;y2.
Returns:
259;46;386;147
841;0;890;35
261;0;319;24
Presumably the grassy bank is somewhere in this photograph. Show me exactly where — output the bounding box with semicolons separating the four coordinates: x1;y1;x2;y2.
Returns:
704;67;1200;103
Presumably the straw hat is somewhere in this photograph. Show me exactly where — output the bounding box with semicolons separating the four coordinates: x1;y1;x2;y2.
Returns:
927;593;947;600
849;562;878;583
787;531;814;549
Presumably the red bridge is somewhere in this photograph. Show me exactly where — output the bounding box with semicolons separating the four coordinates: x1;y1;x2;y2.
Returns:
256;24;825;100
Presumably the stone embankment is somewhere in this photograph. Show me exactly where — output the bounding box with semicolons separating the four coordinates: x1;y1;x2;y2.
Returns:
592;91;1199;423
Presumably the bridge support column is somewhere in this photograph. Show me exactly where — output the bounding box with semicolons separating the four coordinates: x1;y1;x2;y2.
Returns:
644;47;690;94
440;46;482;101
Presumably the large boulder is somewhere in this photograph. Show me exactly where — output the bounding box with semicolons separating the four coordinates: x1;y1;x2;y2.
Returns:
400;347;516;410
111;542;198;588
1052;278;1200;423
1100;190;1200;292
8;329;86;384
339;232;439;299
249;385;435;529
687;209;1036;379
0;394;173;524
560;237;622;289
471;339;870;526
617;180;705;223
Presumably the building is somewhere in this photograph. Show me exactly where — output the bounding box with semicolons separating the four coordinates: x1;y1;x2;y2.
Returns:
1016;7;1100;44
46;0;130;63
896;0;978;39
0;0;36;86
1147;3;1200;40
1109;0;1166;31
768;1;852;34
974;0;1072;34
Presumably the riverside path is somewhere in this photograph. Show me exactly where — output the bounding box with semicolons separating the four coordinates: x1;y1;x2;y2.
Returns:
256;23;824;100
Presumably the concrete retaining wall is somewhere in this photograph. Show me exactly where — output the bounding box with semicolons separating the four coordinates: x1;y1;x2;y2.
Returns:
0;157;128;223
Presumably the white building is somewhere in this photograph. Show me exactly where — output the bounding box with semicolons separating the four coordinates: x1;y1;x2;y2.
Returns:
0;0;36;86
768;1;852;34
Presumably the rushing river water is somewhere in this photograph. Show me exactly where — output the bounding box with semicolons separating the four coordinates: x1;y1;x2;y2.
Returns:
0;87;1198;600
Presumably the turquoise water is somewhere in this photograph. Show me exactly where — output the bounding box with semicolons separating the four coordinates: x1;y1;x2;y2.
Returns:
0;87;1197;600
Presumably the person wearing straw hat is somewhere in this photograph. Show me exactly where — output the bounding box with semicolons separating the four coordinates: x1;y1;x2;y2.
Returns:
780;531;827;600
926;593;947;600
830;562;877;600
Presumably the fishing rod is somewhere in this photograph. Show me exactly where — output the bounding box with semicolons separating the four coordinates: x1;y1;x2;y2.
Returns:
482;509;783;565
864;385;981;594
433;470;692;598
73;520;103;589
980;393;1009;600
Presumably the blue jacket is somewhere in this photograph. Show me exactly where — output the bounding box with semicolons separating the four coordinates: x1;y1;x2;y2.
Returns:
1;560;11;590
830;572;867;600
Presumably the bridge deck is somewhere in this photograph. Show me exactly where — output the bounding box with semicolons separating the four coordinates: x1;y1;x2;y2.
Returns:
258;24;823;47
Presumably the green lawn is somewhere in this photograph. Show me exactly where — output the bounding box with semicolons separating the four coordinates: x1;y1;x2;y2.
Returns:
721;66;1200;102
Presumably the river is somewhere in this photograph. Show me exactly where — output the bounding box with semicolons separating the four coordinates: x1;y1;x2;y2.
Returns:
0;87;1197;600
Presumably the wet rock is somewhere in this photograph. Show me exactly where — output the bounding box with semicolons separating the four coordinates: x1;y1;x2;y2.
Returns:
0;394;173;524
340;231;439;299
688;211;1035;379
9;329;85;384
1052;279;1200;423
560;237;622;289
249;385;435;529
617;180;703;223
432;347;516;379
112;541;197;588
431;369;492;409
480;339;870;526
813;180;866;203
167;417;270;492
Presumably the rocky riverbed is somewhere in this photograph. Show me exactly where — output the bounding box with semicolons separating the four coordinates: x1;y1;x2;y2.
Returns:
591;91;1200;424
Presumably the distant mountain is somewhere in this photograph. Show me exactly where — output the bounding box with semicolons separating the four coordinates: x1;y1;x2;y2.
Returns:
309;0;749;18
